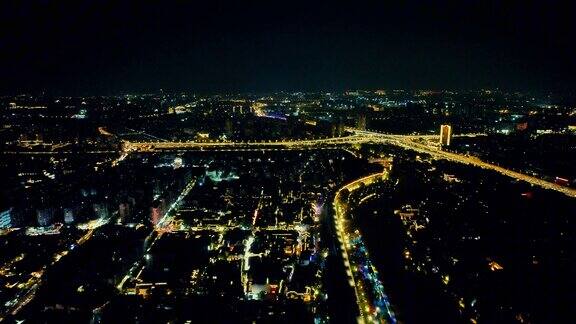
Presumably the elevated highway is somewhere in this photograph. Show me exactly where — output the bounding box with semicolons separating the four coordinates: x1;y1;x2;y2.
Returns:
120;131;486;152
120;129;576;198
121;134;371;152
379;134;576;198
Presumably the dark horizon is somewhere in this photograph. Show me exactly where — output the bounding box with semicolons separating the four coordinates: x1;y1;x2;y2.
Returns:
1;1;575;95
2;87;572;101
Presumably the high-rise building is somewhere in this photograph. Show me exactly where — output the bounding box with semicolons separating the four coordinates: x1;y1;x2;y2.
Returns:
150;198;166;226
37;208;56;227
150;205;162;225
93;203;110;220
0;208;14;228
225;117;234;137
63;207;76;224
118;202;131;222
440;124;452;146
356;113;367;130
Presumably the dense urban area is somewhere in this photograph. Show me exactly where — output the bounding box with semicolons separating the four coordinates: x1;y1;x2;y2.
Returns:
1;90;575;323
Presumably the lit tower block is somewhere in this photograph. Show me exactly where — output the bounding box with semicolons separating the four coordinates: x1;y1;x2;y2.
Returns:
439;124;452;146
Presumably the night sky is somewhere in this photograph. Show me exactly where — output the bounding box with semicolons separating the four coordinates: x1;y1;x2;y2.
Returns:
1;1;575;95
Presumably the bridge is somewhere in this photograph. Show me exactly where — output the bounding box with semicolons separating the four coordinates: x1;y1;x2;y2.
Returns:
120;131;485;153
120;130;576;198
121;134;369;152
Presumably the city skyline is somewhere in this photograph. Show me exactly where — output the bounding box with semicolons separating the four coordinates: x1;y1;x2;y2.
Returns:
1;90;575;323
1;2;575;323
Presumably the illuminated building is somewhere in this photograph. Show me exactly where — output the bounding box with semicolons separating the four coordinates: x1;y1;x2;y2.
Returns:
150;207;162;225
150;199;166;225
516;122;528;131
439;124;452;146
172;157;183;169
225;117;233;137
63;207;76;224
0;208;14;228
37;208;56;227
118;202;130;221
93;203;110;220
357;113;367;130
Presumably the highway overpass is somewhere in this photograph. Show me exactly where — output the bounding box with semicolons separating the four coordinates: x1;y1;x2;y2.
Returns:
119;130;576;198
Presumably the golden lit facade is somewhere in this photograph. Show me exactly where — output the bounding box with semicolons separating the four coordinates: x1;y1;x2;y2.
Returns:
440;124;452;146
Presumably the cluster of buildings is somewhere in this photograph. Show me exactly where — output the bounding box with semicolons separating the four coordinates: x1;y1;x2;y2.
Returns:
0;89;574;322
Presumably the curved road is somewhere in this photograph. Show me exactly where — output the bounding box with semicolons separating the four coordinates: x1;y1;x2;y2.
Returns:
333;171;397;323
